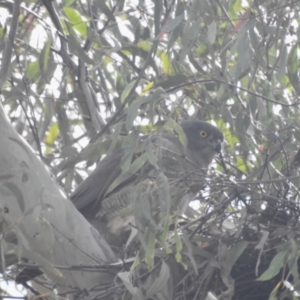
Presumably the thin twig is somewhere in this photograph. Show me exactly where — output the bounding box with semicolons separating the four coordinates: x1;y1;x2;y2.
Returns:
0;0;20;90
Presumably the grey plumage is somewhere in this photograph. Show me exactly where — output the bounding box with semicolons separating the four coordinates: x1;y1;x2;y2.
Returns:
71;120;223;241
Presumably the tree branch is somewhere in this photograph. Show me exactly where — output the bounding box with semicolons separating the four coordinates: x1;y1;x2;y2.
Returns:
0;0;20;91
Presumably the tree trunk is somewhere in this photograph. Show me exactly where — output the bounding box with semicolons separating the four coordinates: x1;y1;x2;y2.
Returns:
0;103;115;296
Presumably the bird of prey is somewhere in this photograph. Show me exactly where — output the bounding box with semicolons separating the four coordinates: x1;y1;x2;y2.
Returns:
71;120;223;244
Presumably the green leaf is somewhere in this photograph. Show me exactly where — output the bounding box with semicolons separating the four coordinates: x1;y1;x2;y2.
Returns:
235;112;245;138
182;232;199;275
287;44;300;95
0;27;5;39
136;41;152;51
277;44;288;82
146;261;170;298
165;119;187;154
167;1;185;50
236;156;248;173
234;35;252;80
107;123;123;154
133;184;157;237
231;0;242;16
142;81;154;93
161;51;173;74
121;130;140;173
196;44;207;56
25;60;40;82
63;0;76;6
175;231;183;263
249;28;266;68
268;283;280;300
257;249;289;281
67;34;94;64
145;232;156;267
64;7;87;37
158;218;172;253
105;152;148;195
287;44;298;75
120;80;136;103
45;122;59;153
180;21;200;60
156;172;171;224
118;272;143;300
126;88;165;130
255;230;269;250
95;1;115;19
207;21;217;44
160;14;184;34
256;97;268;125
39;40;52;82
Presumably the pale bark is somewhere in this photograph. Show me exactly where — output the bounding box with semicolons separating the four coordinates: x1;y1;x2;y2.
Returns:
0;103;115;295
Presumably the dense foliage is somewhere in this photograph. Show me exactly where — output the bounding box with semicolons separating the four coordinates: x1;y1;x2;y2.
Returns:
1;0;300;299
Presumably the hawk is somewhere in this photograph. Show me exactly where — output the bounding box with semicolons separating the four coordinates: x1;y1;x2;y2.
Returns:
71;120;223;244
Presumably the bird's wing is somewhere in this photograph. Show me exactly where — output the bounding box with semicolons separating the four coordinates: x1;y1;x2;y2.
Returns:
70;142;150;213
70;149;125;211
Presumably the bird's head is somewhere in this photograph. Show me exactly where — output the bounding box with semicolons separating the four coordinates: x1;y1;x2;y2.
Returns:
180;120;224;166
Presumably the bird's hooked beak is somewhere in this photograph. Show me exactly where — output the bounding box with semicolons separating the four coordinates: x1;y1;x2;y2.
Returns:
213;138;223;153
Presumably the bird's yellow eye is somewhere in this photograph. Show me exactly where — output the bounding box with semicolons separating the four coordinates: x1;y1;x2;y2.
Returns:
199;130;207;138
